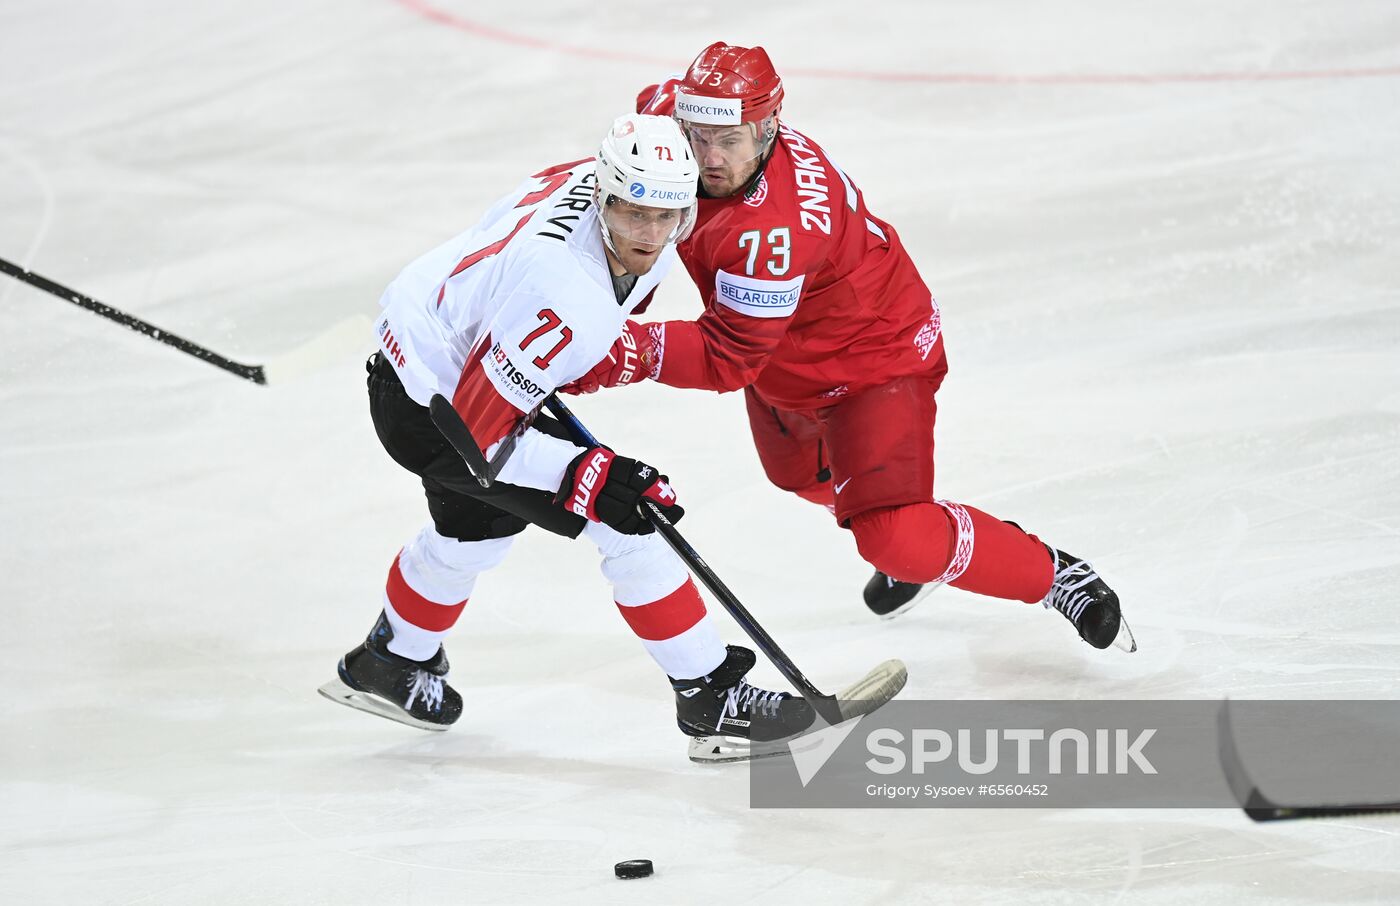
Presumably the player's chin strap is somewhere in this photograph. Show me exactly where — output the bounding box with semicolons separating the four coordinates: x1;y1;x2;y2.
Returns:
598;199;622;260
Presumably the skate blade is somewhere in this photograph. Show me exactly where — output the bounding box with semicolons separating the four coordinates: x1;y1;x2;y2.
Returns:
1111;616;1138;653
687;734;794;764
317;677;450;732
835;658;908;721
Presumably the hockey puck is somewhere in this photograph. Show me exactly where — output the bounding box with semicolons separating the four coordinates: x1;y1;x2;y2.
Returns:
614;859;653;879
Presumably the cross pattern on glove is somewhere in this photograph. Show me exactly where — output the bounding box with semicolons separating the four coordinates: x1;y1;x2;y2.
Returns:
557;447;684;535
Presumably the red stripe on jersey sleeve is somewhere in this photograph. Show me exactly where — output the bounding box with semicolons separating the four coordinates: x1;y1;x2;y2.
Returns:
515;157;592;208
531;157;593;179
515;173;569;209
449;212;533;279
385;552;467;632
614;580;707;642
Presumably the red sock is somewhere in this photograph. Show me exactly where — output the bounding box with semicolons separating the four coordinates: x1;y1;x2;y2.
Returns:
851;502;1053;603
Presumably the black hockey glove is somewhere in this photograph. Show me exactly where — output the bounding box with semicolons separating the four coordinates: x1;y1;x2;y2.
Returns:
557;447;685;535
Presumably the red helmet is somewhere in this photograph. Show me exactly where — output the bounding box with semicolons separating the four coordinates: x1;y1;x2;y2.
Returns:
673;42;784;126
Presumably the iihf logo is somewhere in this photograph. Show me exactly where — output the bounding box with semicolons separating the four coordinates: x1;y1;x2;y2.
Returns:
628;182;646;198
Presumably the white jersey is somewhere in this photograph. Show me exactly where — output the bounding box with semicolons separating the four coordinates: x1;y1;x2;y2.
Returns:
374;158;674;493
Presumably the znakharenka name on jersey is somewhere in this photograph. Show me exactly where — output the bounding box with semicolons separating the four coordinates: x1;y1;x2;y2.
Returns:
658;123;947;411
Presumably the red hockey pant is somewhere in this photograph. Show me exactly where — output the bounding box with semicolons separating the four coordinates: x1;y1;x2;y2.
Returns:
745;377;1053;603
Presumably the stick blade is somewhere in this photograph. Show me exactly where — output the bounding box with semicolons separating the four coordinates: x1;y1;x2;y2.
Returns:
1218;699;1400;821
685;660;909;764
429;393;494;488
834;658;908;722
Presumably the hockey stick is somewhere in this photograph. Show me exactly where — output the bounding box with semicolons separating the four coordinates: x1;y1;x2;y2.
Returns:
427;390;906;724
427;393;538;489
428;394;496;487
542;394;906;725
3;255;373;385
3;255;265;382
1218;700;1400;821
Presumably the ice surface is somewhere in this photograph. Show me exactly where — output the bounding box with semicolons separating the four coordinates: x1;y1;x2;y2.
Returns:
3;1;1398;902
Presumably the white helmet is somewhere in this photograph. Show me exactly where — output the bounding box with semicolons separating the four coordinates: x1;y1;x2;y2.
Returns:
595;114;699;255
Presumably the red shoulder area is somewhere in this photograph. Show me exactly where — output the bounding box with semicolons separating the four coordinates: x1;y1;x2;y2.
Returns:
531;157;593;179
636;79;680;116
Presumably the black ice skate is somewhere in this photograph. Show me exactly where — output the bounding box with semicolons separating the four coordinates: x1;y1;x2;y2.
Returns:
318;612;464;731
863;570;935;619
1043;548;1137;652
672;645;816;764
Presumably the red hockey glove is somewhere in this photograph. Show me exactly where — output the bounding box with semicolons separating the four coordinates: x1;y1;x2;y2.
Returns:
557;447;684;535
559;320;656;395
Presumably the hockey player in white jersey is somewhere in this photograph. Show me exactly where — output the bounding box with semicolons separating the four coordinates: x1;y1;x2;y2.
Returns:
320;114;813;759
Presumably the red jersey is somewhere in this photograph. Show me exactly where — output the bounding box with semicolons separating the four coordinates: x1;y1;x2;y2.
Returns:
652;124;946;410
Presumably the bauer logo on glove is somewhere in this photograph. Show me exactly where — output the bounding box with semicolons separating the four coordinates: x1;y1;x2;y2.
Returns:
557;446;685;535
558;319;654;394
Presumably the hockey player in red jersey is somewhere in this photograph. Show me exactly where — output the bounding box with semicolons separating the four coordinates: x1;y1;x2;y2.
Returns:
566;44;1135;652
319;113;814;759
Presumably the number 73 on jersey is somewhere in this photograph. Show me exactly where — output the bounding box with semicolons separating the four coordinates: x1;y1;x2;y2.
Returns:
737;227;791;277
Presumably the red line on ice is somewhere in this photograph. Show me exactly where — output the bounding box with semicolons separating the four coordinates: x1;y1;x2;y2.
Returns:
393;0;1400;85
